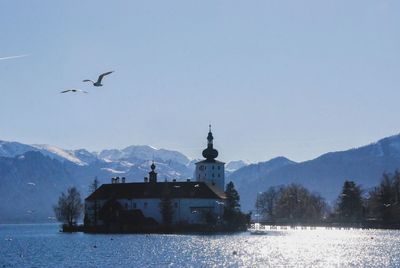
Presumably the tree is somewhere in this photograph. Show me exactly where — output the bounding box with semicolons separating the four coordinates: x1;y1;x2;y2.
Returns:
54;187;83;227
255;186;282;221
89;177;100;194
367;172;400;223
223;182;250;229
225;181;240;211
159;183;174;227
335;181;364;223
87;177;100;226
274;184;327;223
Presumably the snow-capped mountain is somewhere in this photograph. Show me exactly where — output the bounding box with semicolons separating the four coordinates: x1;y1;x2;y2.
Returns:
0;141;95;166
32;144;88;166
225;160;250;173
2;133;400;222
0;140;39;158
0;141;196;223
98;145;190;165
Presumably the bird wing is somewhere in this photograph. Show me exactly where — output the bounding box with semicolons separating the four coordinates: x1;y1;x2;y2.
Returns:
83;79;94;83
61;89;88;94
97;71;114;83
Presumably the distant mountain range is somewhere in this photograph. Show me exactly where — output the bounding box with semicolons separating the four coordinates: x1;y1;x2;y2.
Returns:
0;140;246;223
1;134;400;223
228;134;400;211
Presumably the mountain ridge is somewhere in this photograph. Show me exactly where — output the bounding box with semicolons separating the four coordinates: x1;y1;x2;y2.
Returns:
1;133;400;222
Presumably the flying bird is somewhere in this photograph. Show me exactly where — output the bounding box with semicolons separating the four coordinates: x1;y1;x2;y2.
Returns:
60;89;88;94
83;71;114;87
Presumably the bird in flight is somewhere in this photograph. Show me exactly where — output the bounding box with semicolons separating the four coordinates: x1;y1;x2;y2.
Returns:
60;89;88;94
83;71;114;87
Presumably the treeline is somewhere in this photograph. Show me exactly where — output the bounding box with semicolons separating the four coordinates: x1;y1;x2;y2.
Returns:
255;171;400;228
255;184;327;224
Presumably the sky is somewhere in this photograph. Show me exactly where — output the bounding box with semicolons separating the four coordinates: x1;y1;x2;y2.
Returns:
0;0;399;163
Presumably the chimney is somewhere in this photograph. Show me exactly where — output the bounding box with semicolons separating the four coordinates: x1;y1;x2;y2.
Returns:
173;179;176;182
187;179;191;182
116;177;120;183
111;177;115;184
144;177;148;183
122;177;126;183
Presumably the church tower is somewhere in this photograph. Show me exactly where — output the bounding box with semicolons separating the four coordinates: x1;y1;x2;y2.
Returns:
195;125;225;190
149;162;157;183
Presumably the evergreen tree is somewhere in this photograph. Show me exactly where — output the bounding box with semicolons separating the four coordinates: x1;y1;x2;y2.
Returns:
225;181;240;211
336;181;364;222
89;177;100;194
368;172;400;223
223;182;250;229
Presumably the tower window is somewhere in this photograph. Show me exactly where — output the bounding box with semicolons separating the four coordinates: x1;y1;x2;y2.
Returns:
212;173;215;178
218;166;221;170
212;166;214;170
218;174;220;178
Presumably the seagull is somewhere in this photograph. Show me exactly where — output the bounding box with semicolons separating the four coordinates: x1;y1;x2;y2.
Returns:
383;203;391;207
83;71;113;87
60;89;88;94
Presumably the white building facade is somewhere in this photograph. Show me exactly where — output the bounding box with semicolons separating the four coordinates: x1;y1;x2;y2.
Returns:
84;127;226;229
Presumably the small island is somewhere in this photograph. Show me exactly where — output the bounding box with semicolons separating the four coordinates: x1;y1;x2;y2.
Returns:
55;127;249;233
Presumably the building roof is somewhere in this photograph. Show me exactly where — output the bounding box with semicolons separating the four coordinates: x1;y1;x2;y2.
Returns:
85;181;226;201
196;159;225;164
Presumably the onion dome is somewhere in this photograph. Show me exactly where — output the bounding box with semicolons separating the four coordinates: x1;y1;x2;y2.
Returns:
202;125;218;160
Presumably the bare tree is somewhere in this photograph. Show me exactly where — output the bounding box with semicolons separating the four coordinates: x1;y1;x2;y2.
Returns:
54;187;83;227
255;186;282;221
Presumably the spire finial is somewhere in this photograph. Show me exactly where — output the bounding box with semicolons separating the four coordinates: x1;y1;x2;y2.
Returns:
209;124;211;132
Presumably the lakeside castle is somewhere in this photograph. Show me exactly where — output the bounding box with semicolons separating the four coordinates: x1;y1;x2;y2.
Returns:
84;126;226;230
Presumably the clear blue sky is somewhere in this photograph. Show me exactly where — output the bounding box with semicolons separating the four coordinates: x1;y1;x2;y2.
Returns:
1;0;399;163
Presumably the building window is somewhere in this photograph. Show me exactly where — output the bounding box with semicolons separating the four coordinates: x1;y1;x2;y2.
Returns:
174;202;178;208
218;166;221;170
212;173;215;178
218;174;220;178
212;166;214;170
132;202;137;209
144;202;148;209
125;203;128;209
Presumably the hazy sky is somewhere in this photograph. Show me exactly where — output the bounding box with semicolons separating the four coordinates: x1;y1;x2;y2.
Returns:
1;1;399;163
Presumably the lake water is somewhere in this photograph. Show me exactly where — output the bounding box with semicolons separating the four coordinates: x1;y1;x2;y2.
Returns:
0;224;399;267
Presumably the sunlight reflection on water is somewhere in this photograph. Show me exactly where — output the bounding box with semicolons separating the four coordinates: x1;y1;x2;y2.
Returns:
0;224;399;267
